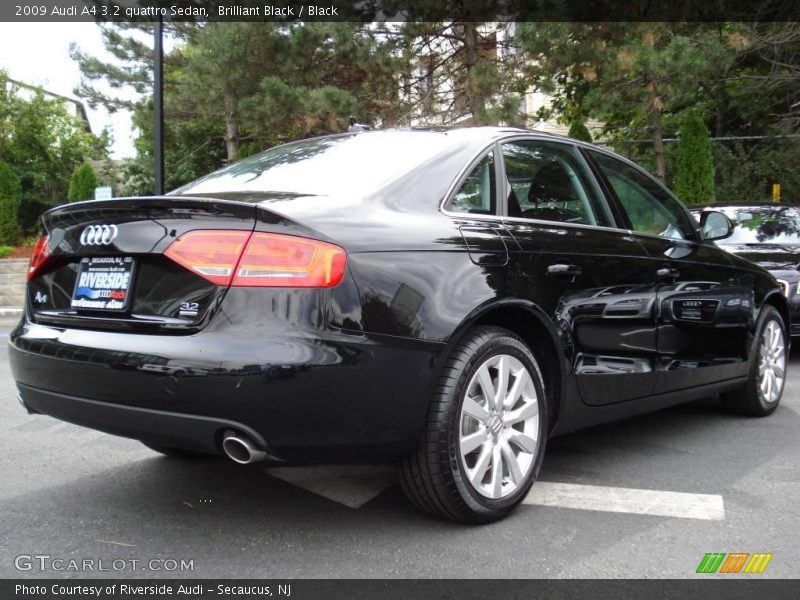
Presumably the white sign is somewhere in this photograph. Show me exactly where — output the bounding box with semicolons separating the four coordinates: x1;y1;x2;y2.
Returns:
94;186;113;200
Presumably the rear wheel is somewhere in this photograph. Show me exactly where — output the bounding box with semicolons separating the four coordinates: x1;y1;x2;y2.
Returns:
142;442;213;459
400;326;548;523
721;305;787;417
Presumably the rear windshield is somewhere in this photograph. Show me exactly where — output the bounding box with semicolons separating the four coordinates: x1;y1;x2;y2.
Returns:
171;131;457;198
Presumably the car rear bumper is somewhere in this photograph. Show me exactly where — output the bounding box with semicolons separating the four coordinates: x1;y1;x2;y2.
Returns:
17;383;271;457
8;317;443;463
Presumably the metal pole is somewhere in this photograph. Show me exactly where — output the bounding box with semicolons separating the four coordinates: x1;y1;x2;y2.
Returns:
153;17;164;196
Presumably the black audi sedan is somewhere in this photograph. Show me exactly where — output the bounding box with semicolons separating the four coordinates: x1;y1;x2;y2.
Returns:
9;128;789;523
691;203;800;336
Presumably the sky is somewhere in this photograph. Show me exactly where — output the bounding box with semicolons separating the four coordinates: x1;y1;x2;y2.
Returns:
0;22;139;159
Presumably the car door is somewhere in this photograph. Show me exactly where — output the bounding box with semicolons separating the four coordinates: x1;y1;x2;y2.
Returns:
584;148;752;394
497;138;659;406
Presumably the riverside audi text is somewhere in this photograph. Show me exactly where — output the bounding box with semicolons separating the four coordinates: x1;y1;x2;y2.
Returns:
9;127;788;523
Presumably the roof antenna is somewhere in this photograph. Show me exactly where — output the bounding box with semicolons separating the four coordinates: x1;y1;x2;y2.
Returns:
348;117;370;132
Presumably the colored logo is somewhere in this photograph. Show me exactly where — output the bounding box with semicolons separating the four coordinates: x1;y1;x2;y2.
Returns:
696;552;773;574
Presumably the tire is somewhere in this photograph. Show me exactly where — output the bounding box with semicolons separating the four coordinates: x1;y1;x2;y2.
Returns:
400;326;548;523
721;305;787;417
142;442;213;459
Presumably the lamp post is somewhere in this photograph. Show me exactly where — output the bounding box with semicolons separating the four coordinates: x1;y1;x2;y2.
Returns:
153;16;164;196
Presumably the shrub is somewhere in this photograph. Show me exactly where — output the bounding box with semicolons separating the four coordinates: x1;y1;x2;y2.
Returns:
568;121;593;143
67;163;99;203
0;161;21;245
675;112;715;205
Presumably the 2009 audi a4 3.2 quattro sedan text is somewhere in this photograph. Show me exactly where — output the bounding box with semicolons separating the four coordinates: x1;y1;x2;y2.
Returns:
9;128;789;523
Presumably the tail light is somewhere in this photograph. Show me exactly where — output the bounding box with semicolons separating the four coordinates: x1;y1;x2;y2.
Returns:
165;230;346;288
27;235;50;281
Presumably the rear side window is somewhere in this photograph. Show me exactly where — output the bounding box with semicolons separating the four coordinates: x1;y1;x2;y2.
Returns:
588;150;696;240
446;152;497;215
501;140;612;227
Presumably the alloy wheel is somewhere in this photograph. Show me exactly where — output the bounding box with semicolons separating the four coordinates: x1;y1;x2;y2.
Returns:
458;354;540;499
758;320;786;404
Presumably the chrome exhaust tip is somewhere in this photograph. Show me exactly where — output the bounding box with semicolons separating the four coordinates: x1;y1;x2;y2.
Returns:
222;430;267;465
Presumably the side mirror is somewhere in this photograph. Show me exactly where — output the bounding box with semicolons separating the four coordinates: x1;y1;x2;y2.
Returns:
699;211;733;241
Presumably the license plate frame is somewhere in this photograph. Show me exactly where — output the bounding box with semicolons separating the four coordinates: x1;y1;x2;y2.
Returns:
71;256;136;312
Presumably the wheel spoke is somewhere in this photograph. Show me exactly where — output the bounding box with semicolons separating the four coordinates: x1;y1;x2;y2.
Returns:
503;368;525;409
494;356;509;409
506;400;538;425
460;428;487;455
764;368;772;399
490;444;503;498
469;442;493;487
462;396;489;422
500;440;523;485
773;365;785;380
477;364;497;411
508;430;538;453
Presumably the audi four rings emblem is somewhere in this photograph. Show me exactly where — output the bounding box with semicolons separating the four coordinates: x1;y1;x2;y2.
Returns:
79;224;119;246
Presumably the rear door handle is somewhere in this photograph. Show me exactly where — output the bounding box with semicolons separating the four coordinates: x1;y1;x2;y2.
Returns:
547;263;582;277
657;267;680;281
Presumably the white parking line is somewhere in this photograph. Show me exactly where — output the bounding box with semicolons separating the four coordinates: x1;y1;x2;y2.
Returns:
523;482;725;520
265;465;395;509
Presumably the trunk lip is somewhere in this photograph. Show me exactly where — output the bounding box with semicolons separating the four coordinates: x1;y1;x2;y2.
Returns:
42;195;258;217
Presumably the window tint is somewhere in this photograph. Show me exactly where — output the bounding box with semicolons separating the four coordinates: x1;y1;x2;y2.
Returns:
447;152;497;215
501;141;611;227
589;150;696;240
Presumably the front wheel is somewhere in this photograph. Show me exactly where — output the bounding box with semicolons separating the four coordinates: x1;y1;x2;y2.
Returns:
400;326;548;523
721;305;787;417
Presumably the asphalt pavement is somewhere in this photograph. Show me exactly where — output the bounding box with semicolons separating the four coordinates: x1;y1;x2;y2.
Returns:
1;317;798;579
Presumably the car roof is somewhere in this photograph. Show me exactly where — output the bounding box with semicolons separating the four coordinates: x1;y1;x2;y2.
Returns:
342;125;584;146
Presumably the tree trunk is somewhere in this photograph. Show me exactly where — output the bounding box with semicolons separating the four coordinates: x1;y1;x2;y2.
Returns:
646;79;666;182
462;22;484;124
223;92;239;163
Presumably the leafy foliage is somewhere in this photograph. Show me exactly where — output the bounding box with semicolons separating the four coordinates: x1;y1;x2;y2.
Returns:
568;121;593;142
67;163;99;202
0;72;108;231
0;161;21;245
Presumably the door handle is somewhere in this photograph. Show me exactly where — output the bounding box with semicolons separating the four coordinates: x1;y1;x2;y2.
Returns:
656;267;680;281
547;263;582;277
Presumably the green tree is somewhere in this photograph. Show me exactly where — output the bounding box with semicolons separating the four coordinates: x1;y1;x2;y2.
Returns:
393;19;527;126
518;23;739;182
67;163;99;202
0;161;21;244
73;22;410;191
675;112;715;205
0;73;108;230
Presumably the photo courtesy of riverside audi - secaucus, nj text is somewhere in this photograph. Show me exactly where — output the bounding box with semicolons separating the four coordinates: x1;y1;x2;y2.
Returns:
0;1;799;599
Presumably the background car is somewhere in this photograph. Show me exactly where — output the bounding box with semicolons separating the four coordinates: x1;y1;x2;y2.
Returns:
9;128;788;523
691;203;800;336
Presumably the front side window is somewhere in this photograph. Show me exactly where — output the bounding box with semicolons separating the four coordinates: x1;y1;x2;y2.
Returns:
588;150;696;240
501;140;612;227
446;152;496;215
